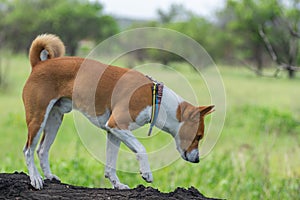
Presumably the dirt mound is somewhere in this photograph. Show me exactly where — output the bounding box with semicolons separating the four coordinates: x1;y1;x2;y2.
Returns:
0;172;223;200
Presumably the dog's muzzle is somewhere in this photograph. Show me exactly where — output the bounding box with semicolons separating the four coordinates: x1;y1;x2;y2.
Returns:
182;149;199;163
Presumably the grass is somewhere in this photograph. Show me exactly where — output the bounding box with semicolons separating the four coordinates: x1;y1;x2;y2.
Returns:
0;53;299;199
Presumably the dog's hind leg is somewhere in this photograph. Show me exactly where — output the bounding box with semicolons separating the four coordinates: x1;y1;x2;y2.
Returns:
105;132;129;189
37;106;63;182
23;99;58;189
23;119;45;190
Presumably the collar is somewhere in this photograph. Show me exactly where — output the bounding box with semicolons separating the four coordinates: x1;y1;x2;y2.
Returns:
146;75;164;136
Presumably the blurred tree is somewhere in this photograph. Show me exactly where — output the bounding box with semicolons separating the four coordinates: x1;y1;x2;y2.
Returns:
163;16;216;63
152;4;218;65
259;0;300;78
221;0;282;74
222;0;300;78
157;4;193;23
0;0;119;55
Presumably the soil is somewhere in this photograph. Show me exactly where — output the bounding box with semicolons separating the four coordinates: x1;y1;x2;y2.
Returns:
0;172;224;200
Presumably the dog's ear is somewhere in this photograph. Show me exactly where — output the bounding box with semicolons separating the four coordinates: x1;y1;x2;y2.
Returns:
177;103;215;122
177;102;197;122
199;105;215;117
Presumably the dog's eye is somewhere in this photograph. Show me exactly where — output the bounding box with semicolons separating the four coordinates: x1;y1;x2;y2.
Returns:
195;135;202;140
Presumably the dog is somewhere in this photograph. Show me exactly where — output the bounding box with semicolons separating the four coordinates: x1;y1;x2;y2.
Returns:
22;34;215;190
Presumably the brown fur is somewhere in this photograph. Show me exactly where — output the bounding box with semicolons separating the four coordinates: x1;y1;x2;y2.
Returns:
23;34;152;148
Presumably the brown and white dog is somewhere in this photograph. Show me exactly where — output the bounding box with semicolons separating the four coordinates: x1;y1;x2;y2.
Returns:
22;34;214;190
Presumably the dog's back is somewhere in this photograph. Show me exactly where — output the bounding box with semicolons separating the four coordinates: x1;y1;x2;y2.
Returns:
23;34;152;122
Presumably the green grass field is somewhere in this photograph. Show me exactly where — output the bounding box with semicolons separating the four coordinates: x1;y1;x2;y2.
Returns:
0;54;299;199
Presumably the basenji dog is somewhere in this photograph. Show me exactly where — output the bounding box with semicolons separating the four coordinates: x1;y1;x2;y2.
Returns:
22;34;215;190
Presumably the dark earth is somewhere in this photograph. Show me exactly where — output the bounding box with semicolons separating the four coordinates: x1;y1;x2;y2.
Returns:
0;172;224;200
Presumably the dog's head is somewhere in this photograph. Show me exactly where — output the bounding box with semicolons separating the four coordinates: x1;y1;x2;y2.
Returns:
175;102;215;163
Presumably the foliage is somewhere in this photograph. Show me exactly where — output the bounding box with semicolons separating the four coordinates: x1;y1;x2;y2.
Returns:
157;3;193;23
227;105;299;135
0;0;119;55
259;0;300;78
129;1;300;78
211;0;300;78
216;0;280;72
130;13;220;65
1;0;299;78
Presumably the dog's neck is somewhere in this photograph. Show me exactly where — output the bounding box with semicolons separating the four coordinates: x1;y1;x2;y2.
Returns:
155;86;183;137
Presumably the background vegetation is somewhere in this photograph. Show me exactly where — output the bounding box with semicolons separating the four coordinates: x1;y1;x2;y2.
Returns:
0;0;119;55
1;0;299;77
0;0;299;199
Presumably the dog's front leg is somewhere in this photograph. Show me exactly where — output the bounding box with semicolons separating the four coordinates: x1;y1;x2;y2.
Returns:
106;127;153;183
105;132;129;189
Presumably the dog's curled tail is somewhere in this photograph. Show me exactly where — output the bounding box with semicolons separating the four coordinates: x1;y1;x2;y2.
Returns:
29;34;65;67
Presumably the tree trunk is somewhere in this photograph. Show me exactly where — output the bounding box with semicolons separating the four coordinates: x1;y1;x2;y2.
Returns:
287;67;296;78
287;37;298;79
68;43;78;56
254;44;263;76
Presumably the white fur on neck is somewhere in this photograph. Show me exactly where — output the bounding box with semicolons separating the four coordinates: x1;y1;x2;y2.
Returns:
129;86;183;134
155;86;183;136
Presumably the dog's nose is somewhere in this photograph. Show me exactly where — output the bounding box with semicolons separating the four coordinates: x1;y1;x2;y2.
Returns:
185;149;199;163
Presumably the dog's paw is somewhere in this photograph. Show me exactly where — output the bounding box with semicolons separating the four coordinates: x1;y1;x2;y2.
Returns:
141;171;153;183
45;174;61;182
30;175;44;190
114;182;130;190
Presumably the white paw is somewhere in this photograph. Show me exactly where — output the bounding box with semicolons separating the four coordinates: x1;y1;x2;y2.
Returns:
114;182;130;189
45;174;60;182
30;175;44;190
141;171;153;183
